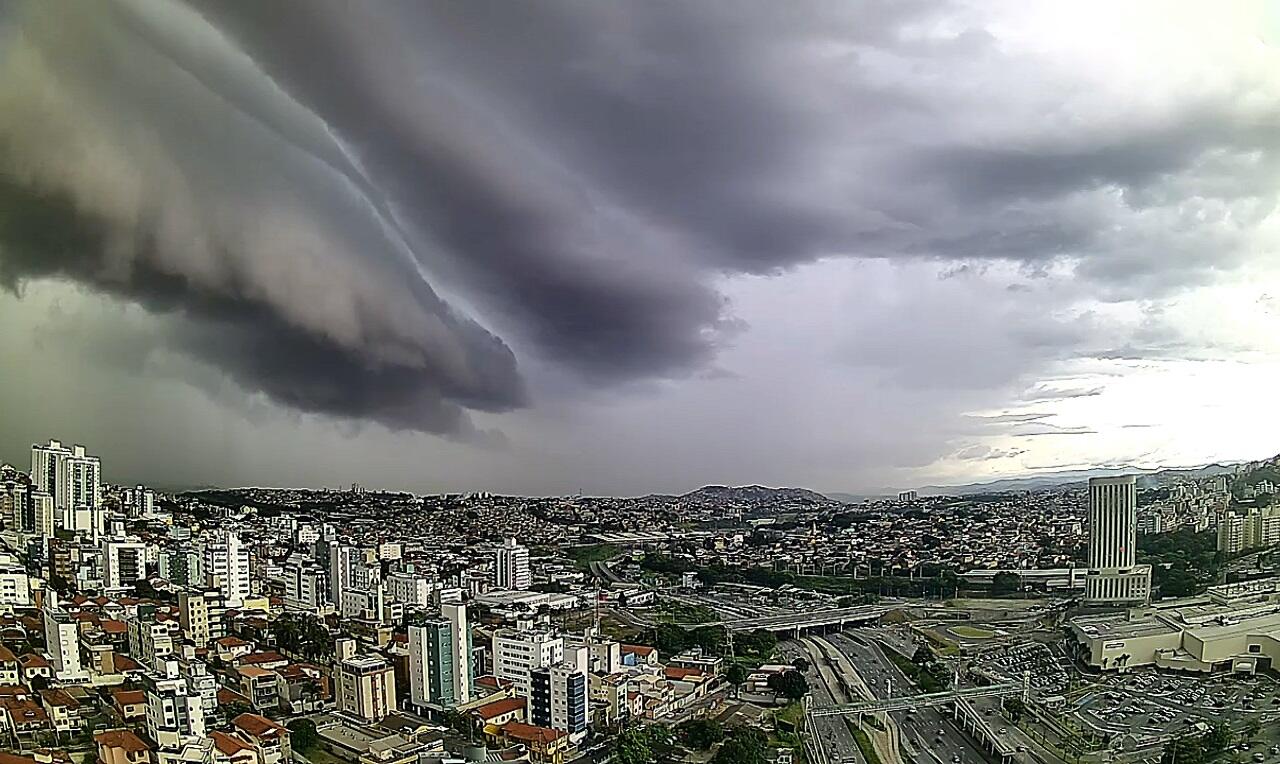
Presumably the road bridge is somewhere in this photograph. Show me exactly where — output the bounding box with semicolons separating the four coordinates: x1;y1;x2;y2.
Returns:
688;605;890;634
808;682;1023;718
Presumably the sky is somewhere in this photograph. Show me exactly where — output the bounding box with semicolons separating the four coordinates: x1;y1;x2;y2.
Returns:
1;0;1280;496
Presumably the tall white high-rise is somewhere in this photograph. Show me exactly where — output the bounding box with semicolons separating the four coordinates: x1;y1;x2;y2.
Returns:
1084;476;1151;605
442;602;472;705
408;604;473;709
144;660;207;754
201;530;252;606
330;544;384;619
31;440;102;513
30;440;68;499
496;537;531;591
103;537;148;591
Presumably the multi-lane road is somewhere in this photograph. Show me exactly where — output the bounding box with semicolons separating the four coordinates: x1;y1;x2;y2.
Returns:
830;631;996;764
785;630;1002;764
777;638;866;764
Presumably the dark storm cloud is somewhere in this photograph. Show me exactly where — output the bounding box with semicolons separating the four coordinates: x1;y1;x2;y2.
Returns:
0;0;1275;437
0;177;518;437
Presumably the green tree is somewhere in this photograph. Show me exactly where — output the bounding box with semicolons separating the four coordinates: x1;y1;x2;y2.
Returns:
725;662;749;692
1202;721;1232;754
713;728;769;764
792;656;811;673
1161;736;1204;764
1003;697;1026;723
767;669;809;701
991;572;1020;596
678;718;725;750
287;719;319;753
611;725;673;764
1244;719;1262;740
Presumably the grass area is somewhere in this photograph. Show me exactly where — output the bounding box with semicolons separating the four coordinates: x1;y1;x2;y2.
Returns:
653;599;718;624
845;720;884;764
770;730;807;764
884;648;950;692
567;544;621;571
776;702;805;729
916;627;960;655
599;613;642;642
949;625;995;639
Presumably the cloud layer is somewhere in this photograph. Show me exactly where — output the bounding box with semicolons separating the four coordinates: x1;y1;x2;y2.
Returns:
1;0;1278;488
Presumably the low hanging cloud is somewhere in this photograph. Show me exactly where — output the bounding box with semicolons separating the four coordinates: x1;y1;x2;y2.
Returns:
1;0;1277;439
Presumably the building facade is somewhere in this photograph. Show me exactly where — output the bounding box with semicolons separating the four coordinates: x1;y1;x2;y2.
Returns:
496;537;531;591
494;628;562;697
201;530;251;606
335;654;396;723
1084;476;1151;605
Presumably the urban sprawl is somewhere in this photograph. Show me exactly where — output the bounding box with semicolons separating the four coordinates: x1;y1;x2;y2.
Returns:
3;438;1280;764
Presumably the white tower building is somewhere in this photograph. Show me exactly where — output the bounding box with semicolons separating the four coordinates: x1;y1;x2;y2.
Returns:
201;530;252;606
496;537;531;591
31;440;102;513
1084;475;1152;605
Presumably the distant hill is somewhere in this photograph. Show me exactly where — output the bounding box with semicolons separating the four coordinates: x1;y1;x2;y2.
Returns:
917;462;1242;497
674;484;833;505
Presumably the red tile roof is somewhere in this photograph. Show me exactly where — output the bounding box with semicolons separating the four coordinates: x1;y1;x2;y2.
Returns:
110;689;146;706
499;721;564;746
237;651;287;666
218;688;251;705
475;674;513;690
232;712;288;739
663;666;706;681
94;729;150;753
211;731;255;756
474;697;526;720
112;655;141;672
39;689;79;709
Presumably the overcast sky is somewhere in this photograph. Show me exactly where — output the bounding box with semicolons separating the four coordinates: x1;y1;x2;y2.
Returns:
1;0;1279;496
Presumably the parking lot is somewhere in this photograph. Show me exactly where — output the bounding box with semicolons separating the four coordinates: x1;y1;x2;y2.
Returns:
971;641;1072;698
1071;670;1280;745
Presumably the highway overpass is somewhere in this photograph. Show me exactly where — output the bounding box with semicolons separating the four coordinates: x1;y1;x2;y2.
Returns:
808;682;1023;718
709;605;890;634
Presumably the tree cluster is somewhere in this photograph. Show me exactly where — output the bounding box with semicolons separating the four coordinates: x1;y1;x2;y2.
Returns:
767;669;809;701
1160;722;1233;764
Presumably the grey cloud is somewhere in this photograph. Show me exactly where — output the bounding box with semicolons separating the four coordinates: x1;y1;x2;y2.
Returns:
952;444;1027;461
1;0;1275;442
967;412;1055;424
0;3;523;435
1021;384;1105;402
1010;423;1098;437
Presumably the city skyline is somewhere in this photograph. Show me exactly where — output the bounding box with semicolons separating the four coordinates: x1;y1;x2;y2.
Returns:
3;2;1280;495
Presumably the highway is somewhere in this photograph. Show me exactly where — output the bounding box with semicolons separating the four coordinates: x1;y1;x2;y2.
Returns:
821;631;997;764
776;638;864;764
